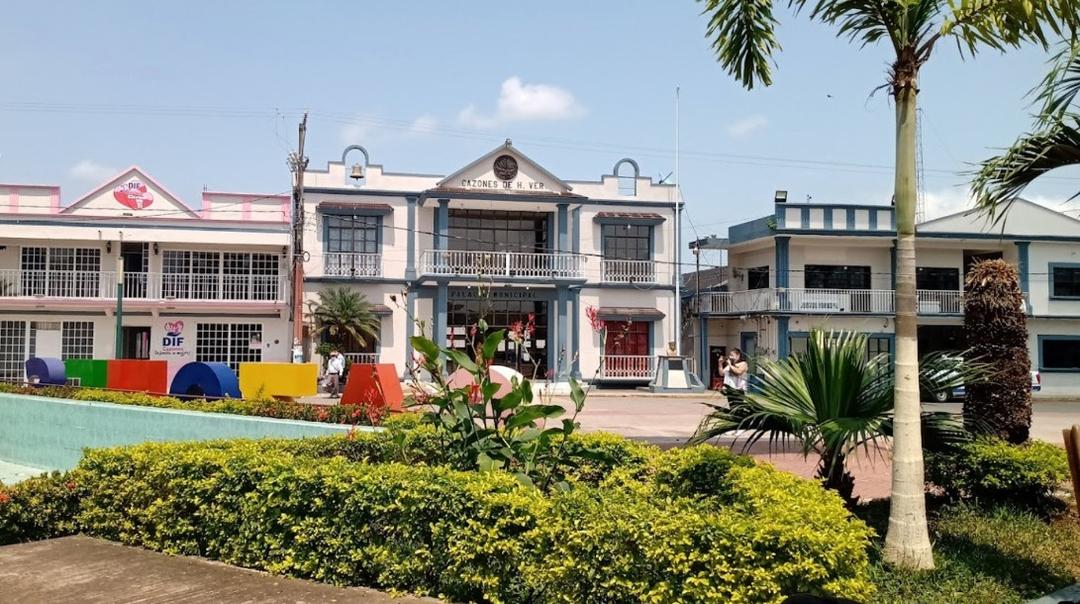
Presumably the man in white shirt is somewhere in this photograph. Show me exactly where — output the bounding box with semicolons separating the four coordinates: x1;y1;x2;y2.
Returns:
325;350;345;398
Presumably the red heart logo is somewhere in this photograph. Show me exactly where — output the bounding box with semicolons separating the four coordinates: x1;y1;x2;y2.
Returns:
113;181;155;210
164;321;184;336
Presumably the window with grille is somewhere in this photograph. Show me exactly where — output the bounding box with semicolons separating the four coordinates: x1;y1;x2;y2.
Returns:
196;323;262;371
326;215;380;254
0;321;27;381
747;266;770;290
916;267;960;291
1051;265;1080;299
62;321;95;359
164;250;279;300
602;225;651;261
223;252;280;300
20;247;101;297
804;265;872;290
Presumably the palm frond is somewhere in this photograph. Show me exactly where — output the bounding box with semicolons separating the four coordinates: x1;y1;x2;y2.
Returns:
940;0;1080;58
698;0;781;89
971;116;1080;222
1034;40;1080;124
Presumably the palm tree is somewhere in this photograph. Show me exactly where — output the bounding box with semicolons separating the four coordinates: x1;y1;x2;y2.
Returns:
307;286;381;351
973;42;1080;215
696;0;1078;568
691;330;977;504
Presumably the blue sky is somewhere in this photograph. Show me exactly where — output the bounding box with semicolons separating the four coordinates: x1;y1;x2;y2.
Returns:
2;1;1079;269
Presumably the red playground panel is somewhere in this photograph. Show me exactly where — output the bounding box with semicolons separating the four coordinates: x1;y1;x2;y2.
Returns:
106;359;169;394
342;363;403;413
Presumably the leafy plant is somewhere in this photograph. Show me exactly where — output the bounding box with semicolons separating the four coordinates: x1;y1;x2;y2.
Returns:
306;286;380;351
926;437;1070;509
964;259;1032;443
409;328;590;490
691;330;983;504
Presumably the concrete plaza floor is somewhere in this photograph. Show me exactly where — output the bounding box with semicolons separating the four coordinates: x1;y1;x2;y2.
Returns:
0;536;438;603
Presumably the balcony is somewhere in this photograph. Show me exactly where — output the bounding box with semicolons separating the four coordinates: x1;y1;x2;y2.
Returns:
324;252;382;278
343;352;379;365
420;250;585;280
698;288;967;316
600;259;662;284
598;355;657;380
0;269;287;303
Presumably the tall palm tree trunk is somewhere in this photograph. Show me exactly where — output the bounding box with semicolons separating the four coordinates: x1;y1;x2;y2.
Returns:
883;83;935;569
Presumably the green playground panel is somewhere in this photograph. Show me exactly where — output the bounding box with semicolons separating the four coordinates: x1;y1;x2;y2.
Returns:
64;359;108;389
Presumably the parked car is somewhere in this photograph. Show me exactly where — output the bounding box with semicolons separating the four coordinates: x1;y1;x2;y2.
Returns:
924;354;1041;402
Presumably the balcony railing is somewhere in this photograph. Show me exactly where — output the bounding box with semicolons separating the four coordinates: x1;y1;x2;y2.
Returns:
343;352;379;365
420;250;585;279
600;259;660;284
598;355;657;380
0;269;286;302
324;252;382;277
698;288;968;316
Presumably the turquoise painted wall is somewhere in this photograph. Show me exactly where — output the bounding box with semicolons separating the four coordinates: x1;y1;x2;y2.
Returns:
0;393;356;472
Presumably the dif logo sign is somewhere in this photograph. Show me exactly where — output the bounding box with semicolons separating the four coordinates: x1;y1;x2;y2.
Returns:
113;179;155;210
162;321;184;349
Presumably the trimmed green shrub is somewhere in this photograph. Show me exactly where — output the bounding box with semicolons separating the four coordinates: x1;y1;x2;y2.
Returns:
552;431;660;485
0;382;403;426
926;437;1069;506
0;472;81;545
66;438;875;603
652;444;756;501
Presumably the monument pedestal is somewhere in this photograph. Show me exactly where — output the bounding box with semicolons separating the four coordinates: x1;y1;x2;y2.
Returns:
647;355;705;393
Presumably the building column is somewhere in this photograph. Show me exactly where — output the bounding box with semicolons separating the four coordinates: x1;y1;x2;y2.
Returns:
1016;241;1030;295
556;286;569;379
436;199;449;251
777;316;790;359
775;236;790;288
556;203;569;252
404;285;416;378
433;283;448;366
405;195;418;279
570;288;581;379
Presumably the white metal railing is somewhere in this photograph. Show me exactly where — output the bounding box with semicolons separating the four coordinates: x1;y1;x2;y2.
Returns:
0;269;286;302
324;252;382;277
698;288;970;315
599;355;656;380
344;352;379;365
420;249;585;279
777;288;895;314
916;289;964;315
601;259;659;284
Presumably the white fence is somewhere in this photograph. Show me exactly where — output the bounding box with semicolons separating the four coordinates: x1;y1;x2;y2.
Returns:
324;253;382;277
0;269;287;302
600;259;661;284
421;250;585;279
699;288;969;316
598;355;656;380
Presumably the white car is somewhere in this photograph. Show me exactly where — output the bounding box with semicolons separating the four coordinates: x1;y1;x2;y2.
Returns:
935;362;1041;402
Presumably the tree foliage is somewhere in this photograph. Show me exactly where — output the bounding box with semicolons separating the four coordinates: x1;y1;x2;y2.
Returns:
306;286;381;350
690;330;981;504
963;259;1032;443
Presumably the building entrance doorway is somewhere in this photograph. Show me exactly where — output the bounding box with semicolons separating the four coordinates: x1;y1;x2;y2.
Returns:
447;292;549;376
121;242;149;298
121;326;151;360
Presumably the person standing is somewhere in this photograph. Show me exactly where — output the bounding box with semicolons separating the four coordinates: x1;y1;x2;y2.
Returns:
325;350;345;398
721;348;749;392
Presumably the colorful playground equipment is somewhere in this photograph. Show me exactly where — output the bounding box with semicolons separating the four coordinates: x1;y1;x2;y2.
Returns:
237;362;318;400
341;363;404;412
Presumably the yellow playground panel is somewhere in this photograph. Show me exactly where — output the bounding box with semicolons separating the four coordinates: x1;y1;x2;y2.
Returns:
238;363;319;400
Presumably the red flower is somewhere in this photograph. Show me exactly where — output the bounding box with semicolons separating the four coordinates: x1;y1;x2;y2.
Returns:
65;481;77;491
585;306;606;333
0;492;11;504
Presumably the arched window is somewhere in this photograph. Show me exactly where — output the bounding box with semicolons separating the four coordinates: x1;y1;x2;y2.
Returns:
613;158;640;196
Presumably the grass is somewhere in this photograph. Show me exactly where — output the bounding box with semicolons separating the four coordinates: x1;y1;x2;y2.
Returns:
858;500;1080;603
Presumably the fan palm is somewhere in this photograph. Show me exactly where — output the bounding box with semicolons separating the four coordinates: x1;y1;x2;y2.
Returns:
973;42;1080;217
691;330;981;504
307;286;380;350
696;0;1078;568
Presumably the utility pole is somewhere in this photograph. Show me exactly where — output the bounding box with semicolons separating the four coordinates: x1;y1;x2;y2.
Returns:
288;113;309;362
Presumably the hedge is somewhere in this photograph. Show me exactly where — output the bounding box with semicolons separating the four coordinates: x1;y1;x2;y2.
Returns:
926;437;1070;508
46;436;872;603
0;382;389;426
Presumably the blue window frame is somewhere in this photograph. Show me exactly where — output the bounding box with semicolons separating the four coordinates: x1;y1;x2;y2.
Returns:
1049;263;1080;299
1038;335;1080;372
788;331;893;360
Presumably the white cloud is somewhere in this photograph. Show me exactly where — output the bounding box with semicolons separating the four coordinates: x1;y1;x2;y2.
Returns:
338;119;374;146
726;114;768;139
407;114;438;136
457;77;584;129
68;159;116;182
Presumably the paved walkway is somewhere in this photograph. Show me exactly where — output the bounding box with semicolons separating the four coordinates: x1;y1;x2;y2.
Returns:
0;536;438;603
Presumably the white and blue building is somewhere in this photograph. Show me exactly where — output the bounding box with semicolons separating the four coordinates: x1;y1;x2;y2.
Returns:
688;196;1080;397
300;141;683;383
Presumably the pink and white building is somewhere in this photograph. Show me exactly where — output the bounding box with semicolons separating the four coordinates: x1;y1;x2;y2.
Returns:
0;167;292;382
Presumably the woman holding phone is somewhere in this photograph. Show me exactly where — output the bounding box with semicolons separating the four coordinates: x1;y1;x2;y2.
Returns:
721;348;750;392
